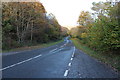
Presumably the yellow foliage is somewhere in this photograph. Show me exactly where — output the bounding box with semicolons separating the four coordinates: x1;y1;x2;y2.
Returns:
81;33;87;38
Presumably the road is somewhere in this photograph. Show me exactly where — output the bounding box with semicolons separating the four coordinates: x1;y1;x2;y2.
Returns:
1;37;119;78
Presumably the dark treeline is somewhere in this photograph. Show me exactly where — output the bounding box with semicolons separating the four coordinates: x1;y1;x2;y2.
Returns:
2;2;67;50
70;1;120;54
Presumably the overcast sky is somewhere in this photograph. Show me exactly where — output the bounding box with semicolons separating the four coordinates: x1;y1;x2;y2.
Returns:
40;0;106;29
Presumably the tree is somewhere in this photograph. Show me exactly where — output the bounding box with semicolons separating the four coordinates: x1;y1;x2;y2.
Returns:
77;11;93;26
61;27;69;37
2;2;62;50
72;1;120;53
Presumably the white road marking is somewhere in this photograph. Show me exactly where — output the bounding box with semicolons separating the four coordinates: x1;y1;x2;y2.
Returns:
60;39;68;48
73;46;75;53
60;46;63;48
52;48;64;53
51;41;67;53
79;74;81;75
0;54;42;71
64;47;75;77
64;70;69;77
50;48;58;52
71;58;73;61
72;47;75;57
64;44;66;46
32;54;42;59
50;42;67;53
68;63;71;66
72;54;74;58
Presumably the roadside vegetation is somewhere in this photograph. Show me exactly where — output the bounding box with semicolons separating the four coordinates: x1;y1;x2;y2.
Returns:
71;38;120;71
2;2;68;51
3;39;63;53
2;0;119;72
70;1;120;71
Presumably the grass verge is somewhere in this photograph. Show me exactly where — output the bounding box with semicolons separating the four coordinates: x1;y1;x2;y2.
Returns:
71;38;120;72
3;39;63;53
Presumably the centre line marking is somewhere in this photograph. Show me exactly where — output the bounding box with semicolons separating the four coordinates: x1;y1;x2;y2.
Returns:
68;63;71;66
72;47;75;58
50;48;58;52
72;54;74;58
0;54;42;71
64;70;69;77
51;47;64;53
71;58;73;60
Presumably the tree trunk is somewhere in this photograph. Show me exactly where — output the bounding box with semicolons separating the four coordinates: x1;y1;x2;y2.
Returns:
31;21;33;42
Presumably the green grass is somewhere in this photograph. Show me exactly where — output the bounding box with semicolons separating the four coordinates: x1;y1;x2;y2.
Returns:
3;39;63;53
71;38;120;72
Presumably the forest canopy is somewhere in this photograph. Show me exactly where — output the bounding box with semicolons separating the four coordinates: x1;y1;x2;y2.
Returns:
70;1;120;54
2;2;66;50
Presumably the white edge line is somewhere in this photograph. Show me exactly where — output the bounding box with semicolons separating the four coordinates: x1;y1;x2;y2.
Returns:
0;54;42;71
64;70;69;77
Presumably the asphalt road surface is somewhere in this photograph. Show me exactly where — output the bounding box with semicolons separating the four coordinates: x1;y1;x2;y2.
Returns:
1;37;119;78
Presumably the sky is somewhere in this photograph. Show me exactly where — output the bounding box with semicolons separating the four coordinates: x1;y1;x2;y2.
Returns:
40;0;105;29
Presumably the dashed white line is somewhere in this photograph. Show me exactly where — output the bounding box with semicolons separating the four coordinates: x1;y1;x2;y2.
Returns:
64;44;66;46
72;47;75;58
60;45;64;48
32;54;42;59
73;47;75;54
72;54;74;58
68;63;71;66
64;70;69;77
50;48;58;52
51;42;67;53
51;47;64;53
71;58;73;61
63;47;75;77
0;54;42;71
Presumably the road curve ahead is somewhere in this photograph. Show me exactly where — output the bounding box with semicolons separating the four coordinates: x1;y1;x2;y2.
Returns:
2;37;118;78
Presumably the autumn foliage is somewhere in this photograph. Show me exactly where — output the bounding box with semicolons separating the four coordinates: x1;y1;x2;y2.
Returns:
70;1;120;54
2;2;62;50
